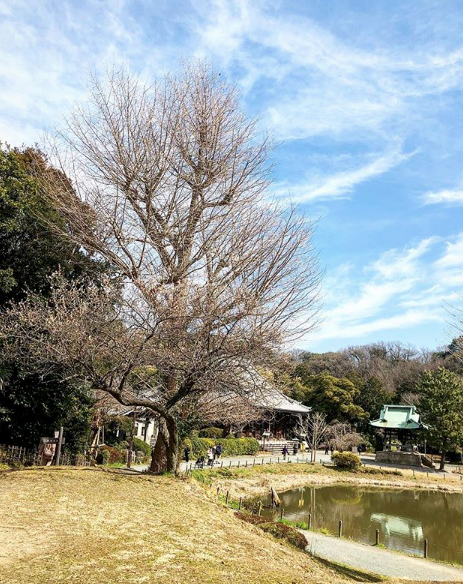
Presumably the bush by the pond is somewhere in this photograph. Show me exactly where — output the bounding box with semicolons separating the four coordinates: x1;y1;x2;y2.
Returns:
184;437;260;458
236;512;308;550
332;451;361;470
198;427;224;439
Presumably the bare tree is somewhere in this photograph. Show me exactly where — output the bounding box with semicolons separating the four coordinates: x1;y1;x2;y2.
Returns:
326;422;362;452
294;412;327;462
2;63;320;472
307;412;328;462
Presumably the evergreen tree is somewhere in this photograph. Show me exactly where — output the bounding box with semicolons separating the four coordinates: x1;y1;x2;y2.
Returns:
418;368;463;470
0;145;105;450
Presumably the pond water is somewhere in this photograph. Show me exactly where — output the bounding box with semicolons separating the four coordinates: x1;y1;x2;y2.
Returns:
260;485;463;565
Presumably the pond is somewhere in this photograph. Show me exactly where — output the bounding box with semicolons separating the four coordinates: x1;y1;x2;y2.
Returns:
259;484;463;565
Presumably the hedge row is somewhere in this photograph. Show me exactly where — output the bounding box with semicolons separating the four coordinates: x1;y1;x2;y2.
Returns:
183;437;260;458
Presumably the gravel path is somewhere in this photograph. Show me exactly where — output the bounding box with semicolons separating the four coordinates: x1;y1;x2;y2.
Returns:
301;530;463;581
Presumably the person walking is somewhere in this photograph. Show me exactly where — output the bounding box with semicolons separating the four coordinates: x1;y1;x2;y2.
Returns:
293;442;298;456
324;444;329;455
184;445;190;463
215;443;222;460
282;445;289;460
207;447;214;467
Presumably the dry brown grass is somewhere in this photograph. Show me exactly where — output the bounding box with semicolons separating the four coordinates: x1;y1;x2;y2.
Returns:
0;467;383;584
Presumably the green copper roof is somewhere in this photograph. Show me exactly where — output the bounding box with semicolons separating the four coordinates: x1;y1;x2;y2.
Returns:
370;405;426;430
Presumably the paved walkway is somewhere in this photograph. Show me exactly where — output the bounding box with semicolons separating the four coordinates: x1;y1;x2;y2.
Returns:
301;529;463;581
135;449;461;478
133;452;329;473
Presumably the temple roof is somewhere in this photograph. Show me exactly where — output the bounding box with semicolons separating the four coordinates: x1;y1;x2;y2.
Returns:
255;388;311;414
370;404;427;430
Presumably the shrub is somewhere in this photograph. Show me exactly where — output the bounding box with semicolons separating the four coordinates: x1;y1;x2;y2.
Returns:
331;451;361;471
96;445;123;465
260;522;308;550
198;427;224;439
236;512;308;550
132;437;151;458
236;511;268;525
184;437;260;458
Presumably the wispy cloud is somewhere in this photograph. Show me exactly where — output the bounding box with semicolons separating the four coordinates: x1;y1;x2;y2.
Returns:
304;234;463;347
422;188;463;206
435;234;463;268
273;147;415;203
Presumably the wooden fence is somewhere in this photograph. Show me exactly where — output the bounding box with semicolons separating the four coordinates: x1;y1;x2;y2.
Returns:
0;444;90;467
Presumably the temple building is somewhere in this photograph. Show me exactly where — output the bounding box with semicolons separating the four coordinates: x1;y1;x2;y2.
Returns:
370;404;431;467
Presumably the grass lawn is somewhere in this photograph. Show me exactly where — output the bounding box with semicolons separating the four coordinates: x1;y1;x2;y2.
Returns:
0;466;388;584
1;465;452;584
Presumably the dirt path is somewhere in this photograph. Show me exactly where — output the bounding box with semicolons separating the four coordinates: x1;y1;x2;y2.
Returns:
302;529;463;581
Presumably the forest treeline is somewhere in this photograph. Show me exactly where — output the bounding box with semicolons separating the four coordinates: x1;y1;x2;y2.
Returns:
271;342;462;431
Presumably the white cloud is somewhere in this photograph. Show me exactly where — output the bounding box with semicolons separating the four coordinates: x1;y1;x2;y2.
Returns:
305;234;463;346
435;234;463;269
273;148;415;203
190;1;463;144
422;188;463;206
315;309;442;341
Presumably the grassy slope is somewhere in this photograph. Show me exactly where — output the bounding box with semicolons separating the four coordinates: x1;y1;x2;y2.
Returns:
0;467;371;584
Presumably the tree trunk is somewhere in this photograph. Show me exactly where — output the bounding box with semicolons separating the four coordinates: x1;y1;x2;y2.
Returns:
150;427;167;473
440;448;447;471
150;418;169;473
165;417;179;473
149;416;179;474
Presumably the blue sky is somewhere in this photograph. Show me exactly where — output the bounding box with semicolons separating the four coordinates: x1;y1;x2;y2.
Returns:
2;0;463;353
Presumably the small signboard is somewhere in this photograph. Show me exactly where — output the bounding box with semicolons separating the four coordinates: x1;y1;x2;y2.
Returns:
41;437;66;445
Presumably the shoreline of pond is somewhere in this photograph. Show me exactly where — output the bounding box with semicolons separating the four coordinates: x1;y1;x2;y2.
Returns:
211;466;463;501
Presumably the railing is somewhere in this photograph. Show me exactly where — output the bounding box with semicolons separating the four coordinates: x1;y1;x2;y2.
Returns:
185;455;319;471
0;444;91;467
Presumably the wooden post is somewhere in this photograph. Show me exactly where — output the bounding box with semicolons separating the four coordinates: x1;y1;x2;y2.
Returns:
239;497;242;510
308;513;312;529
229;460;232;468
253;458;256;467
278;457;280;464
245;460;248;467
258;502;262;516
280;507;284;520
338;520;342;537
238;461;240;468
225;491;229;505
261;458;264;465
424;539;429;558
375;529;380;546
55;426;64;466
221;461;223;468
217;486;220;496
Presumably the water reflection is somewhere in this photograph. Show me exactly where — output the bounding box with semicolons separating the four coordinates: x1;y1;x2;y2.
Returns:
260;485;463;565
370;513;423;540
